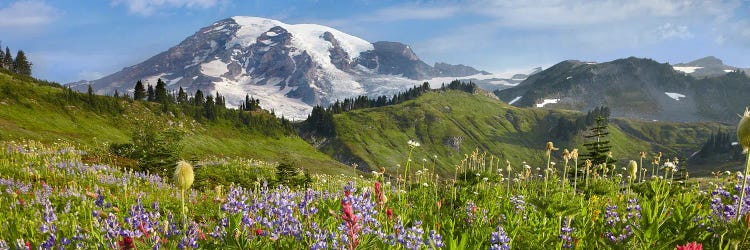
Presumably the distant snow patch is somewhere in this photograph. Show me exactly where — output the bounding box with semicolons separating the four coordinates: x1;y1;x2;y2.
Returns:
732;142;739;146
488;80;517;86
664;92;686;101
508;96;522;105
535;98;559;108
673;66;702;73
201;59;229;77
724;69;733;73
566;76;572;80
169;77;183;86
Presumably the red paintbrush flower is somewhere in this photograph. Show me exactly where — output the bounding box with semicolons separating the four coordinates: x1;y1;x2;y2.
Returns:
118;236;135;250
374;182;384;205
137;223;150;238
676;242;702;250
341;200;360;250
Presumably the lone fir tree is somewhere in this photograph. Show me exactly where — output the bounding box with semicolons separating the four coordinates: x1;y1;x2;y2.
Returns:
13;50;31;76
146;84;155;101
582;116;616;166
133;80;146;100
154;78;168;103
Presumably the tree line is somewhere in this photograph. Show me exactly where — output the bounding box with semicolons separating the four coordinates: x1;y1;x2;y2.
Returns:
552;106;611;141
698;131;736;157
0;42;32;76
302;80;479;137
124;79;294;135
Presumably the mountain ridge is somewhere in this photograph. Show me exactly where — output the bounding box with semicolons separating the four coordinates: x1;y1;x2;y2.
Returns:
495;56;750;123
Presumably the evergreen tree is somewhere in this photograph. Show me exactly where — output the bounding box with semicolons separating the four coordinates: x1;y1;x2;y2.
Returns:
87;85;95;104
275;162;299;186
215;92;225;108
3;47;11;69
177;87;187;104
133;80;146;101
0;44;4;69
114;89;120;98
582;116;616;166
193;90;204;107
146;84;155;101
154;78;168;103
13;50;31;76
204;94;216;120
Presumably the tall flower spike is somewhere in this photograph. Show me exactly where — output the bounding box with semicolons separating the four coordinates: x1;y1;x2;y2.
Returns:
739;107;750;154
570;149;578;160
737;107;750;222
174;160;194;191
505;160;512;173
546;142;559;151
628;160;638;180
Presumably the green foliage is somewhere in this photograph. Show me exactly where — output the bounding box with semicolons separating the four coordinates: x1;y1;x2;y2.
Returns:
273;160;311;188
146;84;155;101
1;137;750;249
12;50;31;76
318;90;722;177
0;71;353;176
2;47;12;70
582;116;617;166
133;80;146;101
110;124;184;177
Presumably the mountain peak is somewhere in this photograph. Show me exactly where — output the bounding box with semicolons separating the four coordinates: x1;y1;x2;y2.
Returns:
680;56;724;68
67;16;489;120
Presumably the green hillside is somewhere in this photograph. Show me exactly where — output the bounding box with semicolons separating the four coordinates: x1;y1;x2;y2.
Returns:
320;90;731;176
0;70;354;175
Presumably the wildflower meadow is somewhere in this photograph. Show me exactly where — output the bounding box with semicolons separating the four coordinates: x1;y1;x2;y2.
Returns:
1;136;749;249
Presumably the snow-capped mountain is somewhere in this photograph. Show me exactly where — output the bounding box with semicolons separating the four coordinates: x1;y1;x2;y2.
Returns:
68;16;489;120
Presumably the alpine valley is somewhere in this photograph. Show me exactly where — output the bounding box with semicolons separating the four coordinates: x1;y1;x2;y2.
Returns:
55;17;750;174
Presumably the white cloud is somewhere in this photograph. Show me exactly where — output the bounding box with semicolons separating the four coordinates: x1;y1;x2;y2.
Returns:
468;0;731;29
77;71;105;81
111;0;221;16
362;5;460;22
656;23;693;40
0;1;60;28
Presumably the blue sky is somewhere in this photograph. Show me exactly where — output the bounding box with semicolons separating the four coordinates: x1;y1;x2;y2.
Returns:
2;0;750;83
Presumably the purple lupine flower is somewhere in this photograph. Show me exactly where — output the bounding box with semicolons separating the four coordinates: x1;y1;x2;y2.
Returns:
402;220;425;250
710;186;739;222
735;175;750;216
177;222;200;249
603;203;635;244
626;199;642;221
559;218;574;249
307;222;330;250
509;195;526;211
389;219;406;246
342;189;380;235
466;201;477;223
426;230;444;249
489;225;510;250
40;234;55;250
